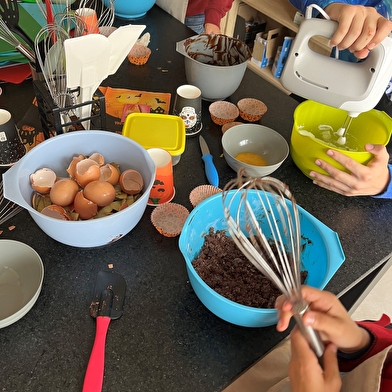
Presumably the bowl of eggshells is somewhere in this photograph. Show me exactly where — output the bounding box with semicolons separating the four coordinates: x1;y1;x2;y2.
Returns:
3;131;155;247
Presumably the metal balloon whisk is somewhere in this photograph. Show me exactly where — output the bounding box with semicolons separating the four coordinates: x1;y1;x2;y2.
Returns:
222;169;324;361
0;181;23;225
0;18;35;63
34;24;72;110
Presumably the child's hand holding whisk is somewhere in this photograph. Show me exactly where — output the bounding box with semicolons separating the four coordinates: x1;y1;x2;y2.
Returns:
275;285;372;353
275;286;373;392
288;328;341;392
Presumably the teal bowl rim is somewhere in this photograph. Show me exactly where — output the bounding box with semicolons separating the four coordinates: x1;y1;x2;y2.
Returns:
178;190;346;324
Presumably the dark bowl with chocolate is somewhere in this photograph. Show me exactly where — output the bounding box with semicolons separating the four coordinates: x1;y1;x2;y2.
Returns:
179;190;345;328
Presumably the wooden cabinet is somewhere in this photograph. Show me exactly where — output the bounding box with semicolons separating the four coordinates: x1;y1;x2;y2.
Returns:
222;0;330;94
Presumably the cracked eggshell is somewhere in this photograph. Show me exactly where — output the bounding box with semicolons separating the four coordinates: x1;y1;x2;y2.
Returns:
89;152;105;166
99;163;120;185
66;155;84;179
119;169;144;195
30;168;57;194
75;158;100;187
73;190;98;220
41;205;71;220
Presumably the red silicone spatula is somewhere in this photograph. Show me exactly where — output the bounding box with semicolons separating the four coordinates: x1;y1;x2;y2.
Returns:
82;267;126;392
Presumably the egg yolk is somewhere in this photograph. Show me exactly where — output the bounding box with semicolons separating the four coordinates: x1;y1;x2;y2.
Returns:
235;152;267;166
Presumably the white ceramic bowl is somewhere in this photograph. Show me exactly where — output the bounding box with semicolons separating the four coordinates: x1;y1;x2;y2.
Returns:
222;124;289;177
3;131;155;248
177;34;251;101
0;240;44;328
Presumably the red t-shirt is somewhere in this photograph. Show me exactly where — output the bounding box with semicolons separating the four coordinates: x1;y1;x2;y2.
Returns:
339;314;392;392
186;0;234;27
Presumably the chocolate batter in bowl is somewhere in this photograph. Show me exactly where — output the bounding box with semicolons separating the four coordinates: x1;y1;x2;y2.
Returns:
176;34;251;101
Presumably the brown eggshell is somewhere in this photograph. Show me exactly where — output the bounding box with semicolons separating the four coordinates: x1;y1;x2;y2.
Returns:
49;178;80;206
89;152;105;166
41;205;71;220
99;163;120;185
119;169;144;195
74;190;98;219
75;158;100;187
30;168;57;194
66;155;84;179
83;180;116;207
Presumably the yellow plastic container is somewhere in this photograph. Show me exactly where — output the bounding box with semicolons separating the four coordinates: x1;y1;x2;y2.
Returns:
122;113;186;165
290;100;392;178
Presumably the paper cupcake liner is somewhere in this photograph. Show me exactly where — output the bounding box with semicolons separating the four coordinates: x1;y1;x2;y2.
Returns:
189;185;222;208
151;202;189;237
237;98;267;122
221;121;243;134
128;45;151;65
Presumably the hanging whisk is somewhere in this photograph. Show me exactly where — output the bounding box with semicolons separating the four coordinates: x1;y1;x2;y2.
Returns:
0;181;23;225
54;11;88;37
0;18;35;63
222;169;324;362
34;24;73;110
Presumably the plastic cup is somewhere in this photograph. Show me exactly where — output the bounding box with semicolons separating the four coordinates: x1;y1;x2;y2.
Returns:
173;84;202;137
75;8;99;34
0;109;26;166
147;148;175;206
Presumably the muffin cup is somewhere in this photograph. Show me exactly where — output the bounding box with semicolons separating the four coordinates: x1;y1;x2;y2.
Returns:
128;45;151;65
151;203;189;237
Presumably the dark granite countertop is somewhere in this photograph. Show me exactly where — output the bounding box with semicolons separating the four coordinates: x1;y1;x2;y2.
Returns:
0;5;391;392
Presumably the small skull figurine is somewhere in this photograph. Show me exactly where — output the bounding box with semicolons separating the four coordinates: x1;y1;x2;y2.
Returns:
179;106;197;129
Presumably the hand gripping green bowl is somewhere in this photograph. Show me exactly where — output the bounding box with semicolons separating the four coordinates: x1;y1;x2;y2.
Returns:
179;190;345;328
290;100;392;178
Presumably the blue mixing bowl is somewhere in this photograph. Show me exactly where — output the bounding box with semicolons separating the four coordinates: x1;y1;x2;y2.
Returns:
105;0;156;19
179;190;345;327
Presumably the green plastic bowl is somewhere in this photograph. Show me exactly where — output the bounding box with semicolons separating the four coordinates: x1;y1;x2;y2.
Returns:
291;100;392;178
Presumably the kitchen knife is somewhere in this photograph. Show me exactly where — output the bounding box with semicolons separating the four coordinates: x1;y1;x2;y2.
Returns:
199;135;219;187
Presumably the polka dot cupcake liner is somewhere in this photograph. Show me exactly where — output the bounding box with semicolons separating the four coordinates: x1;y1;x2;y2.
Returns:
189;185;222;208
150;202;189;237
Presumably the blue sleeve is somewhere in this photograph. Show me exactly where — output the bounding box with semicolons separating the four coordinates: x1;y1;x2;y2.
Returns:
373;164;392;199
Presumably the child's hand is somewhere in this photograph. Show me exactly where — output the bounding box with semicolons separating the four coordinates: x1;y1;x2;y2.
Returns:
325;3;392;58
275;285;371;353
288;327;341;392
309;144;391;196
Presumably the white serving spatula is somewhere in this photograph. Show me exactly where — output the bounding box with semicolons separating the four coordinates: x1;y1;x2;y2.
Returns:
107;24;146;75
64;34;110;129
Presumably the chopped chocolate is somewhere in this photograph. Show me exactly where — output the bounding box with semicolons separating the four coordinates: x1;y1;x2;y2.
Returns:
192;228;308;309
